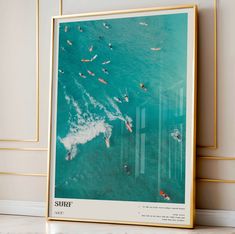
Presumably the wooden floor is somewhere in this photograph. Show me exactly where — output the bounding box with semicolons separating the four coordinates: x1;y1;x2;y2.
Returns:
0;215;235;233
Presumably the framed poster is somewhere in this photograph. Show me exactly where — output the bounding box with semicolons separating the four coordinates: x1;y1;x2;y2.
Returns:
48;5;197;228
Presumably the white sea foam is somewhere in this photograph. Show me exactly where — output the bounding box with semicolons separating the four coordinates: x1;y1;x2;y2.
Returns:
59;87;113;159
60;82;132;160
60;120;112;149
64;94;82;115
107;97;125;121
75;80;126;122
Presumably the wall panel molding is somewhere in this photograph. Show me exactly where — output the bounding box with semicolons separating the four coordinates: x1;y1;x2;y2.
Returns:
197;178;235;184
0;148;47;151
197;156;235;181
0;172;46;177
0;0;40;143
198;155;235;160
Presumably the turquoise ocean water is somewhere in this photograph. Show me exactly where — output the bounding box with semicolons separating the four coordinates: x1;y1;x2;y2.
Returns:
55;13;188;204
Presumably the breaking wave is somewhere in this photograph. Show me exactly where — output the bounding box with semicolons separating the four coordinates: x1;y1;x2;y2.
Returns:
59;119;112;159
58;83;132;160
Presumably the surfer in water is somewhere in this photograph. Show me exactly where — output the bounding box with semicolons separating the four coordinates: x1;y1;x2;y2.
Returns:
81;58;91;63
123;164;131;175
103;22;110;29
87;70;95;76
126;121;133;133
66;151;72;161
140;83;147;91
98;78;108;84
67;40;72;46
159;190;171;201
102;68;109;75
151;47;161;51
91;54;98;61
65;145;76;161
67;40;73;46
108;43;113;50
102;60;111;65
78;26;83;32
124;94;129;102
170;129;182;143
79;72;86;78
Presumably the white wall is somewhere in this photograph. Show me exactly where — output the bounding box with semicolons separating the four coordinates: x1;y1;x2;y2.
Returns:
0;0;234;227
0;0;60;202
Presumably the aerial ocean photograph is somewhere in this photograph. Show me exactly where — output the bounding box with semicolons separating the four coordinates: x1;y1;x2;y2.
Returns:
54;12;188;204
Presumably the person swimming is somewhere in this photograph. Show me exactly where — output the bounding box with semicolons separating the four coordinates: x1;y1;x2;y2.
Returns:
123;164;131;175
102;60;111;65
87;70;95;76
64;25;68;32
114;97;122;103
140;83;147;91
66;40;72;46
58;69;64;74
159;190;171;201
123;94;129;102
108;43;113;50
65;145;76;161
65;151;72;161
102;68;109;75
98;78;108;84
79;72;86;78
78;26;83;32
103;22;110;29
170;129;182;142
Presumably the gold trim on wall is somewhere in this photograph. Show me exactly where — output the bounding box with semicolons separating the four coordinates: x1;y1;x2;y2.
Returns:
197;155;235;182
0;172;46;177
60;0;63;15
0;147;47;151
197;178;235;184
0;0;40;143
198;155;235;160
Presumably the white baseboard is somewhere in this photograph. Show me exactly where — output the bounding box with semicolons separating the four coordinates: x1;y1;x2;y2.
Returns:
196;209;235;227
0;200;234;227
0;200;45;217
